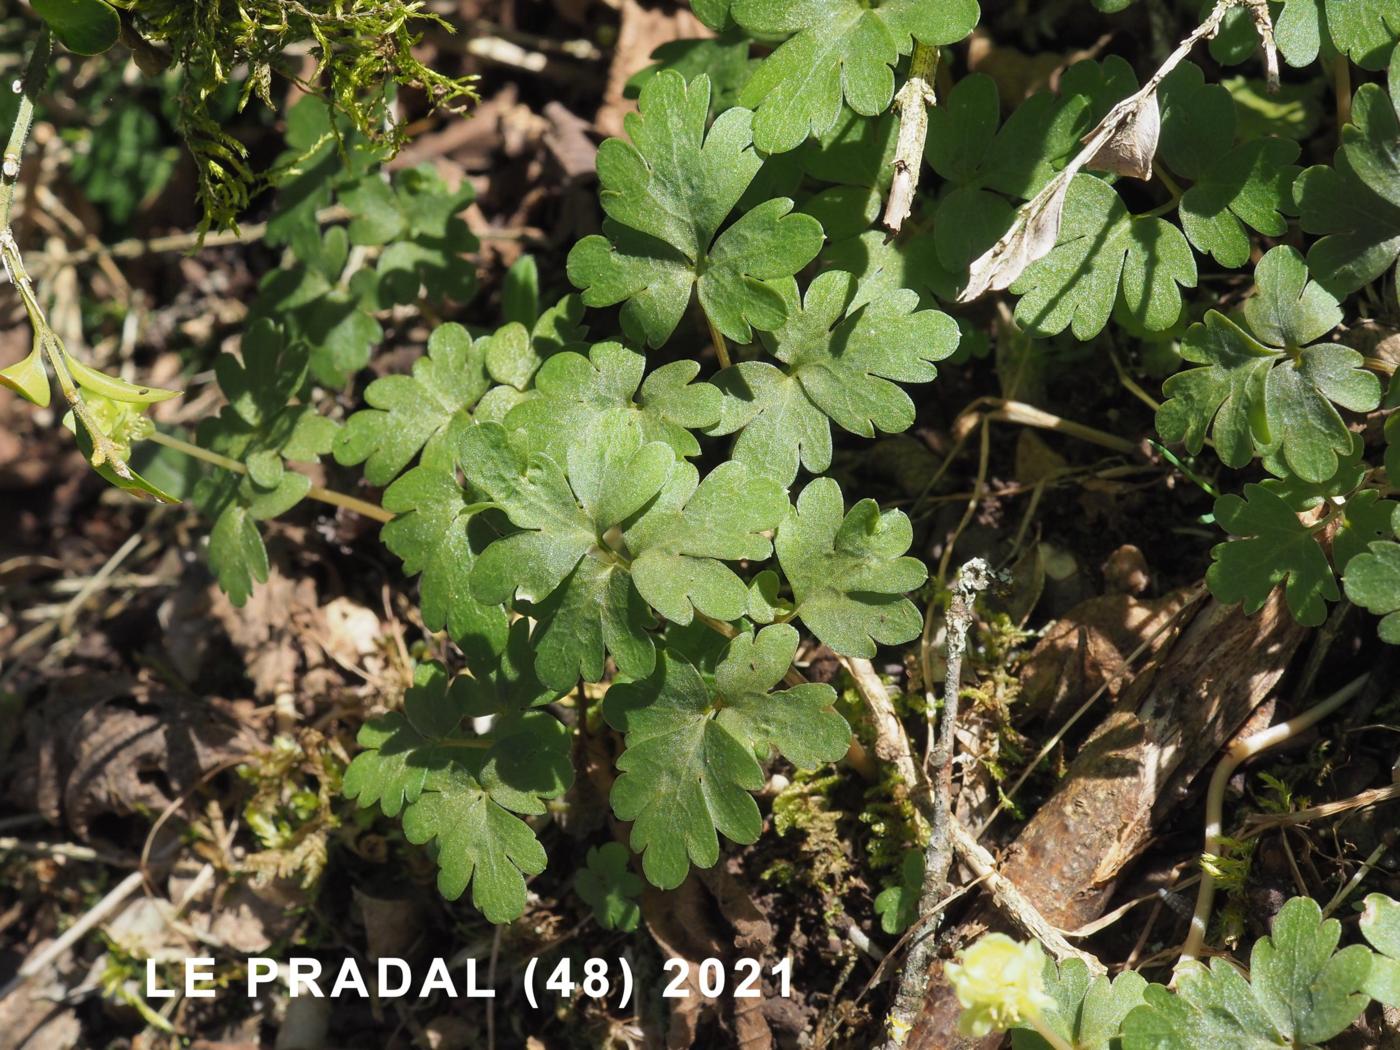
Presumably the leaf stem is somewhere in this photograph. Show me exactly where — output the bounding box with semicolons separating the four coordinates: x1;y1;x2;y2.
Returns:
1176;672;1369;970
1028;1016;1075;1050
0;26;50;230
143;430;396;524
1333;54;1353;134
706;315;732;371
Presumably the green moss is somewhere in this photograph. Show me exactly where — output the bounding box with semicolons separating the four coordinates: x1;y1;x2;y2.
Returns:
126;0;478;231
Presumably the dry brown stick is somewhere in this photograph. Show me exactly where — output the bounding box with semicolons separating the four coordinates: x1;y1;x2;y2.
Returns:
906;592;1307;1050
1245;782;1400;832
843;655;923;800
840;645;1098;983
862;562;1103;1047
948;821;1107;975
0;869;146;1001
901;562;997;979
882;43;939;235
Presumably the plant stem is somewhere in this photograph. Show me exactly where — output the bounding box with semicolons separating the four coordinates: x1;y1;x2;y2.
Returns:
144;430;396;524
882;42;939;235
1176;672;1369;969
706;315;732;370
1333;54;1353;133
0;26;50;230
1029;1017;1075;1050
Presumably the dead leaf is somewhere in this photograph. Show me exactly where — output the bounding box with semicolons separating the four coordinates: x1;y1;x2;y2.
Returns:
1084;95;1159;180
1019;590;1193;723
543;101;598;183
959;174;1071;302
1102;544;1150;595
1014;430;1068;485
641;877;729;1050
596;0;708;138
21;676;249;837
208;569;321;700
204;879;303;953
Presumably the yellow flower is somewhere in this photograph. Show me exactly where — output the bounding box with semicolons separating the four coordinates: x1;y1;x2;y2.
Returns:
64;392;153;465
945;933;1055;1037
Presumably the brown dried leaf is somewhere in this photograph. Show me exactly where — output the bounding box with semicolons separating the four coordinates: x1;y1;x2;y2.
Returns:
641;876;729;1050
959;174;1071;302
596;0;708;138
1084;95;1160;180
1019;590;1193;723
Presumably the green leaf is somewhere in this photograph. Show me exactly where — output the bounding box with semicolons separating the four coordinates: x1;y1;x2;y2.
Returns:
874;848;923;935
768;271;959;438
1012;175;1197;339
380;463;508;666
628;32;755;118
1012;958;1147;1050
605;625;848;887
343;165;479;306
208;505;268;607
574;843;643;932
401;769;549;922
1362;894;1400;1006
1122;898;1373;1049
463;417;674;688
1207;484;1339;626
506;340;720;462
1278;0;1400;68
1156;248;1379;482
335;323;491;486
925;67;1114;277
501;255;540;327
1250;896;1373;1044
31;0;120;55
567;72;824;347
342;713;430;819
1122;964;1280;1049
732;0;980;153
69;101;179;227
1298;77;1400;295
775;477;927;657
707;360;834;486
1158;63;1236;182
194;322;338;604
342;663;463;817
823;228;957;307
1331;488;1400;574
625;459;788;625
1324;0;1400;68
485;296;589;392
708;271;957;484
1343;540;1400;642
247;250;384;388
345;660;572;923
454;619;568;717
264;98;380;258
1179;138;1300;268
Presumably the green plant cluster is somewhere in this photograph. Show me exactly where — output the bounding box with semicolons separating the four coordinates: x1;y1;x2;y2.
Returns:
10;0;1400;1035
977;895;1400;1050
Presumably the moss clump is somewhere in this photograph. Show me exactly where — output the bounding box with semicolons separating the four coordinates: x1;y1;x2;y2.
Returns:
125;0;478;231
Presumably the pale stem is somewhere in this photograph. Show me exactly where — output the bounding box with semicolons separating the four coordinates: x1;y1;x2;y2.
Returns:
1177;672;1369;969
143;430;396;524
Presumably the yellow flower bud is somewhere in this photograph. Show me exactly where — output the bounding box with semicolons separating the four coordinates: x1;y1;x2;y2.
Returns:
945;933;1055;1037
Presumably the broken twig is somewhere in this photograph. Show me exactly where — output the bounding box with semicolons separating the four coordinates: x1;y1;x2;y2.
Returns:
882;43;939;236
